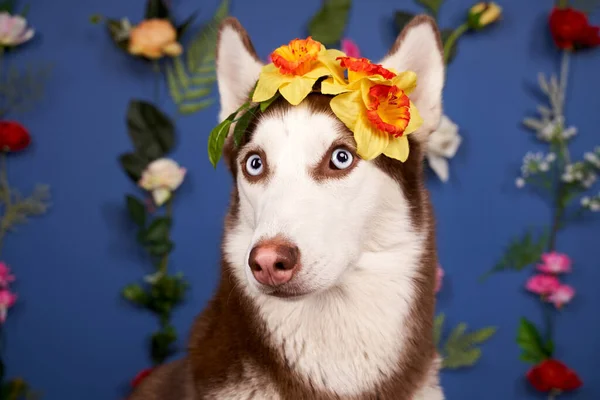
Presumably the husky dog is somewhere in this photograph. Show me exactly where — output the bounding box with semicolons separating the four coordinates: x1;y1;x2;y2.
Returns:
131;14;445;400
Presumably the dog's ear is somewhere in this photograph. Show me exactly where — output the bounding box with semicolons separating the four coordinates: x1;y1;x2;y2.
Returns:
378;15;445;141
216;18;264;122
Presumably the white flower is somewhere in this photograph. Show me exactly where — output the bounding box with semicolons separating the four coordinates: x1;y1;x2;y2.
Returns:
539;162;550;172
581;197;591;206
592;203;600;212
138;158;186;206
515;178;526;188
0;12;34;47
561;126;577;139
546;153;557;163
426;115;462;182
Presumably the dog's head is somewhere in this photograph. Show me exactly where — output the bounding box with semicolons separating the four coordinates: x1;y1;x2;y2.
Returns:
216;16;444;299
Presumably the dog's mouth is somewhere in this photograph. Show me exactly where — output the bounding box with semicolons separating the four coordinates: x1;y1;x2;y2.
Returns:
255;282;316;299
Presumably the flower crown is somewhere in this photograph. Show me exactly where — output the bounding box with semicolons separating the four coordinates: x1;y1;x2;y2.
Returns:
208;37;423;167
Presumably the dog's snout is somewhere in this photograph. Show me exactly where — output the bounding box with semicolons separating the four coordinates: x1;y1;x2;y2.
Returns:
249;240;299;287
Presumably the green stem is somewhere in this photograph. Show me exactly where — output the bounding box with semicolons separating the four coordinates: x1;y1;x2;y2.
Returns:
157;197;173;275
443;23;469;64
0;152;11;258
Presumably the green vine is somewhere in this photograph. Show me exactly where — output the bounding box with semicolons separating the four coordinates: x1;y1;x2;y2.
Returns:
118;100;189;365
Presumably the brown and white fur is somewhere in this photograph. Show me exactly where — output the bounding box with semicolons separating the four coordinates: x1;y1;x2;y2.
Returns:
131;14;446;400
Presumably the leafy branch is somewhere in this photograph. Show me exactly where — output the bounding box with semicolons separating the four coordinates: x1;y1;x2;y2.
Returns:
434;313;497;369
165;0;230;115
0;154;50;258
480;228;549;281
0;62;52;118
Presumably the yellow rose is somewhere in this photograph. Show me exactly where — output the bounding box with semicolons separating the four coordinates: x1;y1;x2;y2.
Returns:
468;2;502;29
128;19;183;59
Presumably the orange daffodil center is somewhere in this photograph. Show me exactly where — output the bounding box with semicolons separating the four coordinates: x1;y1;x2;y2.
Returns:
251;39;423;162
321;56;423;162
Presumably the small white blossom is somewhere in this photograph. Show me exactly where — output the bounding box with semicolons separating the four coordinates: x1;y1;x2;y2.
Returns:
546;153;557;163
581;193;600;212
515;178;526;188
561;126;577;139
585;152;600;168
521;152;551;177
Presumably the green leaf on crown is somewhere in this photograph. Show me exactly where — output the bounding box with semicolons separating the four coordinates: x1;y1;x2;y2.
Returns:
308;0;352;46
233;105;259;147
166;0;230;115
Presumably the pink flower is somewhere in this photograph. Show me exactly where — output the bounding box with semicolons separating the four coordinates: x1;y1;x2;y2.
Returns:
537;252;572;274
434;264;444;294
341;38;361;58
526;274;561;295
546;284;575;308
0;262;15;287
0;289;17;323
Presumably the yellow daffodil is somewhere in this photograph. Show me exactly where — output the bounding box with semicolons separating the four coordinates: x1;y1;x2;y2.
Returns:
321;57;423;162
252;37;346;106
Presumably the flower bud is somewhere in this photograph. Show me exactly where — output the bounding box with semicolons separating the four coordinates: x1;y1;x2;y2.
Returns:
468;2;502;29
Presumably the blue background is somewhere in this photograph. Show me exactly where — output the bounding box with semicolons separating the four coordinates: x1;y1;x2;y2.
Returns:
3;0;599;399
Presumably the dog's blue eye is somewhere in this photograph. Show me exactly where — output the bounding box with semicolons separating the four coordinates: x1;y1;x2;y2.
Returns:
245;154;264;176
330;148;353;170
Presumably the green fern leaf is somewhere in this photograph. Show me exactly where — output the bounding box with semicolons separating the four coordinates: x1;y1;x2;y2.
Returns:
165;0;229;116
173;57;190;89
182;87;211;101
190;76;216;85
179;99;214;115
437;319;497;370
165;64;183;105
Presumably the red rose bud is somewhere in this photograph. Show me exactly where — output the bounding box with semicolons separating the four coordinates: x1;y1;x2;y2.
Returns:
131;367;154;388
0;121;31;152
549;7;600;50
526;359;583;392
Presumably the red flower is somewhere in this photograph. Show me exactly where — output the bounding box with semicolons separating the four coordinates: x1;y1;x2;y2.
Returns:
0;121;31;152
526;359;582;392
549;7;600;50
131;368;153;388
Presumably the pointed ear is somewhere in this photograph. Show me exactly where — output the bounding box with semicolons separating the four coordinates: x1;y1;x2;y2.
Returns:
378;15;445;140
216;18;264;122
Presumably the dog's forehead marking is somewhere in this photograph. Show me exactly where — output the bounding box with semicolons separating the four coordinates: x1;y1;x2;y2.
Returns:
251;104;348;166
